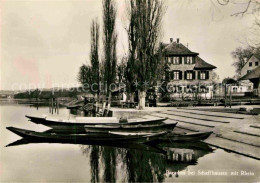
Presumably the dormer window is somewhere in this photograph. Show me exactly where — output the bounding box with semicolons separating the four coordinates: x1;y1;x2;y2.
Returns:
249;62;252;67
256;62;259;66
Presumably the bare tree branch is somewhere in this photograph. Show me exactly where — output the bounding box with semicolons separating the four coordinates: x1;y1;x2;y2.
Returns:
217;0;230;5
231;0;252;16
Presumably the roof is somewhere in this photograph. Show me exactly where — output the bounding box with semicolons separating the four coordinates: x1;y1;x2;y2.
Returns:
253;54;260;60
242;54;260;69
194;56;217;70
163;41;198;56
239;66;260;80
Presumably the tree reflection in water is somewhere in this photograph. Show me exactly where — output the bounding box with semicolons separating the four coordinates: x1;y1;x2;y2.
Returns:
80;142;213;182
90;146;100;183
101;146;117;182
6;138;213;182
123;148;166;182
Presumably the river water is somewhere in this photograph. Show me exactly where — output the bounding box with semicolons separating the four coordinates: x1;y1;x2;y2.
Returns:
1;100;260;182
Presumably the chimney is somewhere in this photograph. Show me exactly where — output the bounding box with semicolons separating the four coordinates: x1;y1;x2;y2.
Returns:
170;38;173;43
177;38;180;43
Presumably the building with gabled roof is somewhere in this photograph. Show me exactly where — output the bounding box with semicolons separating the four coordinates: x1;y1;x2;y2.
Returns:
241;54;260;77
239;55;260;96
161;38;217;99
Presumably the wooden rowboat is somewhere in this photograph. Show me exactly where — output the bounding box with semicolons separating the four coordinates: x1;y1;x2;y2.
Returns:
109;131;213;142
25;115;167;131
158;131;213;142
84;123;177;133
6;127;168;144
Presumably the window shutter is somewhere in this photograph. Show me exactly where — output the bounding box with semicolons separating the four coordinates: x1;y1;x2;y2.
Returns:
184;71;187;80
192;71;195;80
179;57;182;64
179;71;182;80
184;57;187;64
206;71;209;80
165;71;169;80
198;71;201;80
192;57;195;64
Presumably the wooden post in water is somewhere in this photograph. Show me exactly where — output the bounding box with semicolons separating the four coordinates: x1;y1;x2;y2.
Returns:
51;97;54;114
54;98;57;113
49;99;51;113
224;84;227;108
229;85;232;108
57;98;59;114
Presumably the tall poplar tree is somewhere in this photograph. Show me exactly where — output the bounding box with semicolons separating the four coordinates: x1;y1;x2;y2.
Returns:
103;0;117;110
127;0;165;109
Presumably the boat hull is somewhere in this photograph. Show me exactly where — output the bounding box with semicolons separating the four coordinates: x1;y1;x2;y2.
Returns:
84;123;177;133
157;131;213;142
25;115;167;131
6;127;167;144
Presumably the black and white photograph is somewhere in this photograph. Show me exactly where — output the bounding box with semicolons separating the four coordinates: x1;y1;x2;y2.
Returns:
0;0;260;182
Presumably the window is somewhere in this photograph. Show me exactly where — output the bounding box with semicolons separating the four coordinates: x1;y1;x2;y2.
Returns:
165;57;168;62
256;62;259;66
200;71;206;80
187;57;193;64
198;70;209;80
233;87;237;93
170;71;182;80
173;71;179;80
249;62;252;67
182;57;185;64
170;57;174;64
173;57;179;64
186;71;193;80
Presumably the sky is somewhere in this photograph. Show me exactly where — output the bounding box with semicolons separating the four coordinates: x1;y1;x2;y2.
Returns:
0;0;256;91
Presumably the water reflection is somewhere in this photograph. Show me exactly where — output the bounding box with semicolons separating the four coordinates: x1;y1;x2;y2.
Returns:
81;141;213;182
6;137;213;182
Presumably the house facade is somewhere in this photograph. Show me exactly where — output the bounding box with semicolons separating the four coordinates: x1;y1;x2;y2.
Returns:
161;38;217;99
239;54;260;96
241;54;260;77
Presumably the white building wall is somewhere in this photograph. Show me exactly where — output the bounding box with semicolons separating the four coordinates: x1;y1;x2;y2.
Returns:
241;56;260;77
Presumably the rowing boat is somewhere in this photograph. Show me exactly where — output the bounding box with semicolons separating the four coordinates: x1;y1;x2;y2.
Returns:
6;127;168;144
84;123;177;133
109;131;213;142
25;115;167;130
158;131;213;142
